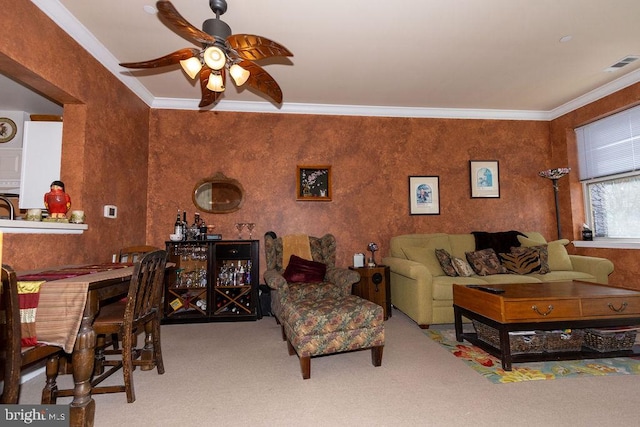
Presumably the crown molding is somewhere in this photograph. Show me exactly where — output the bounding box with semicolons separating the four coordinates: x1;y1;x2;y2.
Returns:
33;1;640;122
547;68;640;120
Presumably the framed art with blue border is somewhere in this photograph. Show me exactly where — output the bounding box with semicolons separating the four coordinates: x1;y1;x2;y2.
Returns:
409;176;440;215
470;160;500;198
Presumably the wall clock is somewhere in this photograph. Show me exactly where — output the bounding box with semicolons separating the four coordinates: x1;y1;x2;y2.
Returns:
0;118;17;143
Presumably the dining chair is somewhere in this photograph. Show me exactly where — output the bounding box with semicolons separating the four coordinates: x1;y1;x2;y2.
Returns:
44;249;168;403
108;245;160;349
118;245;159;263
1;264;63;404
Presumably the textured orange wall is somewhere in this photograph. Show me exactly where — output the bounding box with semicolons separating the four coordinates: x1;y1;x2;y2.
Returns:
550;81;640;289
146;110;555;278
1;0;150;270
3;0;636;288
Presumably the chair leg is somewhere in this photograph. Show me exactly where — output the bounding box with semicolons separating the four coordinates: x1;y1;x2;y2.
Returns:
94;335;106;376
122;331;136;403
371;345;384;367
141;321;155;371
151;318;165;375
111;333;120;350
281;325;287;341
41;354;60;404
286;339;296;356
299;356;311;380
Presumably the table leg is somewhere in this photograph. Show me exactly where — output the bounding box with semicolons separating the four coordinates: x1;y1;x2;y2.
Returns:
498;326;512;371
454;306;463;342
69;314;96;427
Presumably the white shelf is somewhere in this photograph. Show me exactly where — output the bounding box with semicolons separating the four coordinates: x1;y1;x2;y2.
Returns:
0;219;87;234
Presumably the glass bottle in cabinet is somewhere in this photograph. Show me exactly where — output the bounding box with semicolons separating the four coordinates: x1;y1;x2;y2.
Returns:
163;240;259;323
213;241;259;320
164;242;209;322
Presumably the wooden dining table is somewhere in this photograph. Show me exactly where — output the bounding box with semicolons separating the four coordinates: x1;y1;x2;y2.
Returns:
17;264;135;427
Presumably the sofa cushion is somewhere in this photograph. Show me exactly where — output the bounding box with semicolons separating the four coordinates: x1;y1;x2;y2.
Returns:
499;247;542;274
402;246;445;277
448;234;476;259
390;233;451;259
518;236;573;271
435;248;457;277
471;230;526;254
433;276;489;300
283;255;327;283
451;257;475;277
465;248;508;275
527;271;595;282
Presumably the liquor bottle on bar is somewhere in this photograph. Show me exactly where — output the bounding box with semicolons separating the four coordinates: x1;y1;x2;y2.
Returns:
199;217;207;240
191;213;201;240
174;210;182;237
182;211;188;240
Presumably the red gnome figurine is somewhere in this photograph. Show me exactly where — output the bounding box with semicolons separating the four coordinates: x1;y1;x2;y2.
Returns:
44;180;71;220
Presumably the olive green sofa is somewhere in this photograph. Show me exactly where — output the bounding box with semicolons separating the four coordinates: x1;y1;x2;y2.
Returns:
381;232;614;329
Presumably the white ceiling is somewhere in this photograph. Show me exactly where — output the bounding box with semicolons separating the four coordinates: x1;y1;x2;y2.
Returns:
0;74;63;115
23;0;640;120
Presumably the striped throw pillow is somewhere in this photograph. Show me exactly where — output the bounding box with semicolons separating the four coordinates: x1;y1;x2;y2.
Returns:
499;247;542;274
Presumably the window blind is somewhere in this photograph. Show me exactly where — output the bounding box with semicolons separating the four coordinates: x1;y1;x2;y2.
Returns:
575;104;640;180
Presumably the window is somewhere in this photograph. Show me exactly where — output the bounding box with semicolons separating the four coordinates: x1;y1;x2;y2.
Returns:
575;105;640;239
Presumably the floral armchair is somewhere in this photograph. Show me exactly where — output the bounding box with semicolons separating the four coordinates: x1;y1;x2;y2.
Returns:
263;233;360;326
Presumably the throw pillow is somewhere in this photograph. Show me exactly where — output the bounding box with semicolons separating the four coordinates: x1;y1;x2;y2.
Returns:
471;230;526;254
517;245;550;274
283;255;327;283
499;247;542;274
435;248;457;277
451;257;475;277
465;248;508;276
402;246;445;277
518;237;572;271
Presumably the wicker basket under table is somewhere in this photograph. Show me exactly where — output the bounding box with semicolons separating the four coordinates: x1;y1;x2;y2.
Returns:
584;328;638;352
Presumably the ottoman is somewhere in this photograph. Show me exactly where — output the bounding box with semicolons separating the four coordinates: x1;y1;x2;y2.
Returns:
282;294;385;379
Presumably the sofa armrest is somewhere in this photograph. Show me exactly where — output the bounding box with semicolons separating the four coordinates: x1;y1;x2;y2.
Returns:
382;256;434;281
569;255;614;284
264;269;287;291
382;256;435;327
325;267;360;296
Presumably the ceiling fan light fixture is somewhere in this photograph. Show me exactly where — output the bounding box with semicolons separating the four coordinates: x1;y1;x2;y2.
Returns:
206;73;225;92
180;57;203;79
229;64;250;86
203;46;226;70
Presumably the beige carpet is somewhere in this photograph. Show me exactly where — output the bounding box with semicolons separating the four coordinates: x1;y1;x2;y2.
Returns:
18;309;640;426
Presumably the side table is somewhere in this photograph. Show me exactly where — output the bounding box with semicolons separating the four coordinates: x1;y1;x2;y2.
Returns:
350;265;392;320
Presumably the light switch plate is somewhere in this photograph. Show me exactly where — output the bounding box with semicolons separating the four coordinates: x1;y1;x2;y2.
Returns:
103;205;117;218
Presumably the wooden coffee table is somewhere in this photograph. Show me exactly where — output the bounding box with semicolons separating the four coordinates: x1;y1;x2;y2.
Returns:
453;281;640;370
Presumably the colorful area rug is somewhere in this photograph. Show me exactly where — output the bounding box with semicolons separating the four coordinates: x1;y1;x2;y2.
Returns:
426;329;640;383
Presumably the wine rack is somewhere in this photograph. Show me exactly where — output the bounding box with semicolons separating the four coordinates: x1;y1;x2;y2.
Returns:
163;240;259;324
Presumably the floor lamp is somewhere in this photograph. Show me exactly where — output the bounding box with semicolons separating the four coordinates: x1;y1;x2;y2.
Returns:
539;168;571;239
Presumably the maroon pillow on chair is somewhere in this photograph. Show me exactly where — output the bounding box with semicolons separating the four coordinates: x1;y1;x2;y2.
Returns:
283;255;327;283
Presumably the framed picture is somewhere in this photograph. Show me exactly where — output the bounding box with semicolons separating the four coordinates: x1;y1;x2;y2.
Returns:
409;176;440;215
470;160;500;198
296;165;332;201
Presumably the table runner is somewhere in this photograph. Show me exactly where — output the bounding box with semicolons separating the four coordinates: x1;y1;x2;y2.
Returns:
17;264;133;353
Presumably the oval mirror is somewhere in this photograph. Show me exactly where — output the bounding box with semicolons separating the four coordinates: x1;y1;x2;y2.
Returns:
192;172;245;214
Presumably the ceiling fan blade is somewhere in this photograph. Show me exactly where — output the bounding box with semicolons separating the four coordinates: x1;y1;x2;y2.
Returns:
119;48;200;69
228;34;293;61
157;1;216;46
198;67;222;108
239;60;283;104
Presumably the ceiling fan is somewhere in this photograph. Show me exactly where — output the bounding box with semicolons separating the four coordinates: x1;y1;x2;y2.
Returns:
119;0;293;108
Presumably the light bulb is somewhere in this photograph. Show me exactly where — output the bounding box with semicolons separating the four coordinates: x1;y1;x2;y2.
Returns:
230;64;250;86
180;57;202;79
203;46;226;70
206;73;225;92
